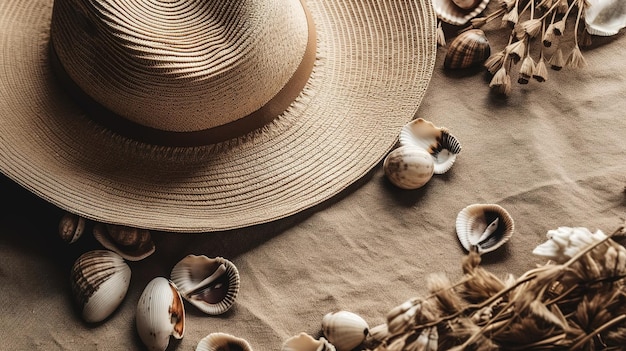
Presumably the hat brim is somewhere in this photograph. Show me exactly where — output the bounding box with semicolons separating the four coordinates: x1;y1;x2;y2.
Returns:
0;0;436;232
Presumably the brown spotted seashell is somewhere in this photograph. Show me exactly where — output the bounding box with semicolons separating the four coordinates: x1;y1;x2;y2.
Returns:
383;146;434;190
444;29;491;70
59;211;86;244
93;223;155;261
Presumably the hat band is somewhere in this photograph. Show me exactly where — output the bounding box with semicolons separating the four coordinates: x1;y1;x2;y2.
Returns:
50;0;317;147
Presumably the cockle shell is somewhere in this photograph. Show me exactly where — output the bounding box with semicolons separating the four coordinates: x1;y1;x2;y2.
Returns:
585;0;626;36
432;0;491;26
70;250;131;323
383;146;434;189
399;118;462;174
59;211;86;244
282;333;336;351
196;333;253;351
322;311;369;351
170;255;240;315
456;204;515;254
444;29;491;70
93;223;155;261
136;277;185;351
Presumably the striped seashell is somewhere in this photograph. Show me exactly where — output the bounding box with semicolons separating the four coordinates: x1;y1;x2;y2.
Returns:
93;223;155;261
432;0;491;26
399;118;462;174
444;29;491;70
322;311;369;351
196;333;253;351
456;204;515;254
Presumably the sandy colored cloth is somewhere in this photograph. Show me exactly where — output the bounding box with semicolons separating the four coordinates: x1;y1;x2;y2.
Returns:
1;12;625;351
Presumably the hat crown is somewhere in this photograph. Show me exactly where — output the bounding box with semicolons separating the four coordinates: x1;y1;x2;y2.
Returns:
50;0;311;134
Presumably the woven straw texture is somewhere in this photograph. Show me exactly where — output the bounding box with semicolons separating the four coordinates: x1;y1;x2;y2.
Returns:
0;0;437;232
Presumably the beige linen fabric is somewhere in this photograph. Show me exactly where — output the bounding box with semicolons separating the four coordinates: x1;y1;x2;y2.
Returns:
1;20;625;351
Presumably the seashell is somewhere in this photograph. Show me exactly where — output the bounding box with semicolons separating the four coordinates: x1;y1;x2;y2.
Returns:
93;223;155;261
170;255;240;315
282;333;336;351
432;0;491;26
585;0;626;36
322;311;369;351
383;146;434;189
136;277;185;351
455;204;514;254
70;249;131;323
444;29;491;70
59;211;86;244
399;118;462;174
196;332;253;351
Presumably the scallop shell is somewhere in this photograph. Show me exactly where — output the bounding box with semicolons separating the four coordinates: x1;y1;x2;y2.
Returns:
282;333;336;351
59;212;86;244
136;277;185;351
585;0;626;36
432;0;491;26
444;29;491;70
399;118;462;174
455;204;514;254
70;250;131;323
383;146;434;189
93;223;155;261
322;311;369;351
170;255;240;315
196;333;253;351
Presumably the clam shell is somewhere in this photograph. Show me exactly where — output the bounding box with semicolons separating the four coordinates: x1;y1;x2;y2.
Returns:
322;311;369;351
432;0;491;26
170;255;240;315
282;333;336;351
93;223;155;261
70;250;131;323
399;118;462;174
455;204;514;254
585;0;626;36
196;332;253;351
59;212;86;244
136;277;185;351
383;146;434;189
444;29;491;70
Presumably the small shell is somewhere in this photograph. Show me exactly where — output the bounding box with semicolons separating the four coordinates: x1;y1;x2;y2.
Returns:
383;146;434;189
399;118;462;174
456;204;515;254
59;212;86;244
170;255;240;315
282;333;336;351
585;0;626;36
93;223;155;261
136;277;185;351
432;0;491;26
322;311;369;351
444;29;491;70
70;250;131;323
196;333;253;351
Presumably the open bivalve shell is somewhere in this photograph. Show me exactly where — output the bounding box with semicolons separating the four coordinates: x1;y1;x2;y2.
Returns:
196;332;253;351
282;333;336;351
322;311;369;351
70;249;131;323
136;277;185;351
432;0;491;26
456;204;514;254
170;255;240;315
93;223;155;261
399;118;462;174
585;0;626;36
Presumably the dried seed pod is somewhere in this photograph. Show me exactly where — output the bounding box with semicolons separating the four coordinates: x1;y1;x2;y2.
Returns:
444;29;491;70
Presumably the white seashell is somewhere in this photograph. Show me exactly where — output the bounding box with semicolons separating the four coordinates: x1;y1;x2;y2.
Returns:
322;311;369;351
585;0;626;36
136;277;185;351
70;250;131;323
383;146;435;190
196;332;252;351
455;204;514;254
282;333;336;351
399;118;462;175
59;212;86;244
432;0;491;26
170;255;240;315
93;223;155;261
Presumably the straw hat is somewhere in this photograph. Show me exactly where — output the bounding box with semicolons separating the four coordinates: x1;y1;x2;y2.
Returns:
0;0;436;232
